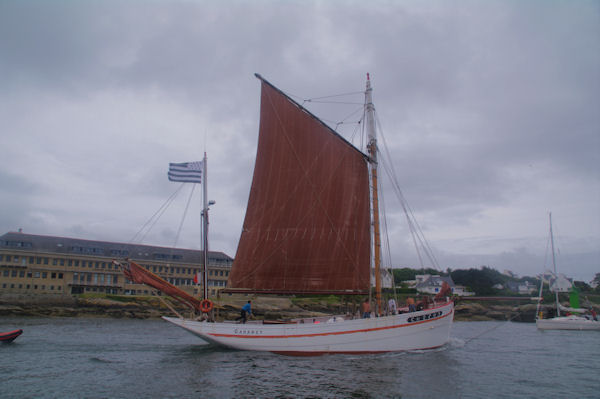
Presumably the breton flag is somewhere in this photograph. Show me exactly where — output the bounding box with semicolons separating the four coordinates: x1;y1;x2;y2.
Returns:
168;161;203;183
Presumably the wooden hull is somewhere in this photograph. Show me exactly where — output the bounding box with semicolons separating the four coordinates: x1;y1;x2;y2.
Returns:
163;301;454;355
0;329;23;343
536;316;600;331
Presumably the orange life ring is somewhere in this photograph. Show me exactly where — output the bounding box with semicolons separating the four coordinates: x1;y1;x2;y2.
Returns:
200;299;213;313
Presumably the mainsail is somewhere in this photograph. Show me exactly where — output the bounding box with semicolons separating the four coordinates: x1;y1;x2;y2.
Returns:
226;75;372;295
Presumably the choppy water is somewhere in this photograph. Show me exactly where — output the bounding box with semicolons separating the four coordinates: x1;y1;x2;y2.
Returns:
1;317;598;398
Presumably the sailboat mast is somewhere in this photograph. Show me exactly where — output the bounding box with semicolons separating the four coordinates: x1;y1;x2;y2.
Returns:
202;152;209;300
365;73;382;314
549;212;559;317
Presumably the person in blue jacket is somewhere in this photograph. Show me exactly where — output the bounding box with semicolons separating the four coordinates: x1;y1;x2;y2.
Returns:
237;300;252;323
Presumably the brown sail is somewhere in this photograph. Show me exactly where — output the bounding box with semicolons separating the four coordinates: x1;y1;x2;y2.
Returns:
226;75;371;295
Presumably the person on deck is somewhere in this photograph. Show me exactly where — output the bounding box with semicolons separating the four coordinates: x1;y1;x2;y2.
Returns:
236;300;252;324
361;298;371;318
407;297;416;312
388;298;397;315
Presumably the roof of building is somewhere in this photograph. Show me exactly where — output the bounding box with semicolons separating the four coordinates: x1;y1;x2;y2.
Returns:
415;274;454;289
0;231;233;265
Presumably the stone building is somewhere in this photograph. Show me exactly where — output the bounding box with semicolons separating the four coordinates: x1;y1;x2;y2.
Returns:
0;231;232;298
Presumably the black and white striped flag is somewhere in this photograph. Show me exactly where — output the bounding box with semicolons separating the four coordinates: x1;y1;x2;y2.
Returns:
168;161;203;183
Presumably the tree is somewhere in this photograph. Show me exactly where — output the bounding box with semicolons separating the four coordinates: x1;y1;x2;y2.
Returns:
593;273;600;294
450;266;504;296
392;267;440;283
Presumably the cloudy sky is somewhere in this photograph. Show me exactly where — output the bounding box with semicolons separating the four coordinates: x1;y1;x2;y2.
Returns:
1;1;598;281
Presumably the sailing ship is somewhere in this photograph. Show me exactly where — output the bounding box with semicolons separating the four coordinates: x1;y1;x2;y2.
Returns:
121;74;455;354
166;74;455;354
535;213;600;331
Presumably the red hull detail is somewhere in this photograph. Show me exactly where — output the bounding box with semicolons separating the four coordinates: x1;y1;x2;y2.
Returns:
0;329;23;343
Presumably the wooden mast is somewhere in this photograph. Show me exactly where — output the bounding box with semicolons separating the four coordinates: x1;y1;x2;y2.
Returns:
365;73;382;315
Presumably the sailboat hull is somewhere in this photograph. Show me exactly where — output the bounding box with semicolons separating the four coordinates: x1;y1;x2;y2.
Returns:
536;316;600;331
163;301;454;355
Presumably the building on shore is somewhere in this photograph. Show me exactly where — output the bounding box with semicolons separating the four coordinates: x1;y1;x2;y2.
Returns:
0;231;233;298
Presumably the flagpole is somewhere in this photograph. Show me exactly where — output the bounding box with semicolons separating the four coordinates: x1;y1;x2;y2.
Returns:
202;152;209;301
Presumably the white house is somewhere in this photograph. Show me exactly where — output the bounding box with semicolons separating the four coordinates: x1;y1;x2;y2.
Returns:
371;268;393;289
415;274;461;295
506;281;537;295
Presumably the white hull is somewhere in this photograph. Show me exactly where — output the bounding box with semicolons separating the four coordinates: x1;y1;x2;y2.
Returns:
163;301;453;355
536;316;600;331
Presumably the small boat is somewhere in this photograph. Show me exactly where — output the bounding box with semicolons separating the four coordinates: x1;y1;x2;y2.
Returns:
0;329;23;343
535;214;600;331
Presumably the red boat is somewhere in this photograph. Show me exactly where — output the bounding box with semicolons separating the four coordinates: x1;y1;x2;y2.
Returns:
0;329;23;343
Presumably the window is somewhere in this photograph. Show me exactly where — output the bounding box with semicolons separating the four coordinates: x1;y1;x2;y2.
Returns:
42;272;47;278
34;271;40;278
51;272;56;279
5;255;11;262
2;270;8;277
29;256;34;263
44;258;49;265
11;270;17;277
37;257;42;264
68;260;73;266
60;259;65;266
74;260;79;267
53;259;58;266
19;271;24;277
58;273;63;279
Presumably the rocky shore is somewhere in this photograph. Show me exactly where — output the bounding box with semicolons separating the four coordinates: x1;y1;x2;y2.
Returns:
1;293;579;323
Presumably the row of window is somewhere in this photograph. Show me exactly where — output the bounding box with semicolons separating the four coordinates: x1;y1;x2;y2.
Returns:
0;255;230;277
2;269;64;279
1;283;62;290
72;272;118;286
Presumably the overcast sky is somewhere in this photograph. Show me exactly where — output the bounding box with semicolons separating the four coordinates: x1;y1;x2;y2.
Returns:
1;1;598;282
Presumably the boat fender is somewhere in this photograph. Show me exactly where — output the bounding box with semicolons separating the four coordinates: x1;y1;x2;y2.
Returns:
200;299;214;313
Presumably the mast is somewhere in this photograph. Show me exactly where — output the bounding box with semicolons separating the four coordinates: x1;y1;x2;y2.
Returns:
202;152;209;300
549;212;559;317
365;73;382;315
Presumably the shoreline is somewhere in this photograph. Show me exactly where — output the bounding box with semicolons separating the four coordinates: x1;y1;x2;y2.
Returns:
0;293;575;322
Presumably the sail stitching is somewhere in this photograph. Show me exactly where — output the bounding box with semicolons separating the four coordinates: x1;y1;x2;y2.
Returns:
232;83;369;291
264;84;367;289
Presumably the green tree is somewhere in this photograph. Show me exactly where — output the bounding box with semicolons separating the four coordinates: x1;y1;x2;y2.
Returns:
450;266;504;296
391;267;440;283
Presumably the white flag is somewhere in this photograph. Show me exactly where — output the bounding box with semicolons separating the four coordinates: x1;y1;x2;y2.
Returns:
168;161;203;183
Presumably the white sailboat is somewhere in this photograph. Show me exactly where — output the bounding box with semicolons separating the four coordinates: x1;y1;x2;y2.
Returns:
535;213;600;331
125;74;454;355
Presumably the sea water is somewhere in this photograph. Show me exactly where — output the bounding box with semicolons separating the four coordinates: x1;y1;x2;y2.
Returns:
0;317;598;398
